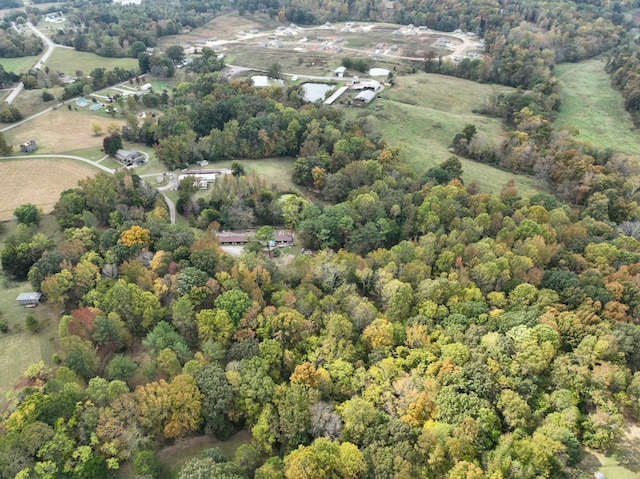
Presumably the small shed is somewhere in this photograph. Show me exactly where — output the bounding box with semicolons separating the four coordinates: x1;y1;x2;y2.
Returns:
20;140;37;153
334;66;347;77
16;292;42;307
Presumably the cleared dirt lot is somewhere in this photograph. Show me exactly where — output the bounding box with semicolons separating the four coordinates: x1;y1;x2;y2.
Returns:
0;158;98;220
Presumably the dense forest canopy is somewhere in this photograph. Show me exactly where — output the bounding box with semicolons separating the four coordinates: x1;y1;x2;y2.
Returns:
2;62;640;476
1;0;640;477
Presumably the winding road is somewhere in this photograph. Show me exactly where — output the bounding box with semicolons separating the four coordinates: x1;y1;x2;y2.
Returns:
1;20;481;226
5;23;56;104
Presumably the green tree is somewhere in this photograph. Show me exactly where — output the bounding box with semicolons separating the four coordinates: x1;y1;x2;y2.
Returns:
133;450;161;479
214;289;253;323
103;133;123;156
231;160;245;176
256;225;275;257
107;355;138;382
0;132;12;155
439;156;463;179
13;203;41;226
267;62;282;79
166;45;185;63
194;364;234;437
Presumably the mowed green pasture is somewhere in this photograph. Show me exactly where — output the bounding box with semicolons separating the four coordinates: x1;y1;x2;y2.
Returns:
345;73;540;194
554;58;640;158
45;49;137;75
0;279;58;402
1;55;38;74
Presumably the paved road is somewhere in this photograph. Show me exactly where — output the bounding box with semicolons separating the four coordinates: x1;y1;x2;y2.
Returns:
5;23;56;104
27;22;56;64
0;154;115;174
157;176;179;224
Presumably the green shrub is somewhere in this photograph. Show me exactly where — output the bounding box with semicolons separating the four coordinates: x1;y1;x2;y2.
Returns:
25;315;41;333
0;321;8;333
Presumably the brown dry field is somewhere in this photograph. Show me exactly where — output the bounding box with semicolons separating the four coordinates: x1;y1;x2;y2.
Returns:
4;108;123;154
0;159;97;220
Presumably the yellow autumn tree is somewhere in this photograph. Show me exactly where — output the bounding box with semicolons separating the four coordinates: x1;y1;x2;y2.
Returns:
119;225;151;248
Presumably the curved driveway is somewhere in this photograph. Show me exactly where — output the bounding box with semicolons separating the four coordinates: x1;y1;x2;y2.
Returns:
0;154;115;174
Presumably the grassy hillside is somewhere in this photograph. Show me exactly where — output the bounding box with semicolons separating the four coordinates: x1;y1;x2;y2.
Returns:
554;58;640;158
345;72;540;194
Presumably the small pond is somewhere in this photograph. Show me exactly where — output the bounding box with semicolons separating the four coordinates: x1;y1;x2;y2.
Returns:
251;75;284;87
301;83;334;102
368;68;390;77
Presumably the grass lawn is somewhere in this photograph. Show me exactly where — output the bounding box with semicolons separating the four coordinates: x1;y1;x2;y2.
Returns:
0;278;59;403
158;430;253;479
45;49;137;76
1;56;38;74
554;58;640;159
0;217;62;402
577;451;640;479
236;157;300;193
344;73;540;194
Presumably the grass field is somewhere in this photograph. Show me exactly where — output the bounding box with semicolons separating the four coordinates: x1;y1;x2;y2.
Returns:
3;108;119;154
344;73;540;194
1;55;38;74
0;217;61;402
0;158;99;220
554;58;640;159
0;278;59;403
159;430;252;479
45;49;137;76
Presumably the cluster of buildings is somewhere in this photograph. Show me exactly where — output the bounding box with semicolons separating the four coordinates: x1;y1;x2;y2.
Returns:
178;168;232;190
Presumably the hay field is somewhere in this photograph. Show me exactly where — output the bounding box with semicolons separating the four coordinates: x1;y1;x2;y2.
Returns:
0;158;97;220
3;108;122;153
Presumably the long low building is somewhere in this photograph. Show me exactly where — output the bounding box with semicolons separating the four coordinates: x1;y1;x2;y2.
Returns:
178;168;232;188
217;230;294;245
323;86;349;105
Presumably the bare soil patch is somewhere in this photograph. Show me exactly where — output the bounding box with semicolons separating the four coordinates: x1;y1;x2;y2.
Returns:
0;158;97;220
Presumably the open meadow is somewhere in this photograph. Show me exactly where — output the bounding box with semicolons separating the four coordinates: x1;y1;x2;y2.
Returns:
344;73;540;194
1;55;38;75
0;217;62;403
0;277;59;403
44;49;137;76
554;58;640;159
0;158;98;220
